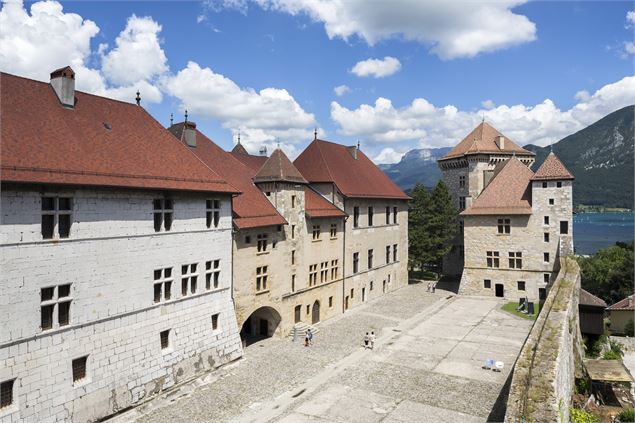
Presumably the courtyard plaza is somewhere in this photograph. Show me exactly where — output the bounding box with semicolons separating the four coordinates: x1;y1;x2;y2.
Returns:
116;283;532;423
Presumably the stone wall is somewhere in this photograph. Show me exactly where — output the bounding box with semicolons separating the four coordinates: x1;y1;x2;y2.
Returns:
505;257;582;423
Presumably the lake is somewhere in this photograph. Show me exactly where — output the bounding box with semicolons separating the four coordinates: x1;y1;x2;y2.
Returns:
574;212;634;255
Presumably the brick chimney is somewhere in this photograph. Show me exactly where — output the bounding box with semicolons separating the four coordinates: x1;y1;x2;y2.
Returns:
183;121;197;147
495;135;505;150
50;66;75;108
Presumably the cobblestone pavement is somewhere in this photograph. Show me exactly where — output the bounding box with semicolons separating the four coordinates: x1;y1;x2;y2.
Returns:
121;284;531;423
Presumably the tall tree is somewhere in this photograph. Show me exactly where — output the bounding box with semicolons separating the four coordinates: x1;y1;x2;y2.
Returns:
578;241;634;305
429;181;459;272
408;183;433;271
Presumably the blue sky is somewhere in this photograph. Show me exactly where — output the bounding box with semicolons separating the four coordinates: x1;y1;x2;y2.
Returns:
2;0;634;162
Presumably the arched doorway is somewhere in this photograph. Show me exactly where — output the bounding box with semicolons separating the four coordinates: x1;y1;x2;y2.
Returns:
240;306;282;346
312;300;320;324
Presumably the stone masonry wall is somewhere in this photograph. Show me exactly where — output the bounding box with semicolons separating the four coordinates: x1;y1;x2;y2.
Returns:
505;257;582;423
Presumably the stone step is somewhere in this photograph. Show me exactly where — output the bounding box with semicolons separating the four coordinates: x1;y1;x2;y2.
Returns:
287;323;320;339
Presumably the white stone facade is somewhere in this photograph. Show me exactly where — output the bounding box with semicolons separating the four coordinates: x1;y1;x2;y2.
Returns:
0;185;242;423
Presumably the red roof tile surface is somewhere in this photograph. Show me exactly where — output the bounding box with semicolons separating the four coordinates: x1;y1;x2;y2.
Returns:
1;72;236;193
580;289;607;308
294;139;410;200
304;187;347;218
607;295;634;311
254;149;308;184
230;149;268;173
169;123;286;229
441;122;534;161
461;158;534;215
231;142;249;155
531;152;574;181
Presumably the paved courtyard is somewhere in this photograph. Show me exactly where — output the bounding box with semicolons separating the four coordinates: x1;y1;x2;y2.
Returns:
118;284;532;423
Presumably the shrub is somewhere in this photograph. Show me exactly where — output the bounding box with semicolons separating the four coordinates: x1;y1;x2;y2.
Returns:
617;408;635;422
603;349;622;360
570;408;600;423
625;319;634;337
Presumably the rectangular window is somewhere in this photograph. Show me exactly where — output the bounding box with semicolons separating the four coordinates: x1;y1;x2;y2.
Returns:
181;263;198;296
291;250;296;265
367;249;374;269
544;232;550;242
386;246;391;264
41;196;73;239
486;251;500;268
350;288;354;299
459;175;466;188
330;260;339;280
72;356;87;383
257;233;268;252
160;329;170;350
393;207;398;224
353;252;359;274
557;181;562;188
256;266;268;291
484;279;491;289
291;195;296;208
370;280;374;291
386;206;390;224
368;207;374;226
517;281;526;291
542;182;548;188
560;221;569;234
245;235;251;244
291;225;296;239
459;197;466;210
0;379;14;409
309;264;318;286
154;267;173;302
40;284;73;330
153;199;173;232
544;216;549;225
205;260;220;290
497;218;511;234
393;244;398;262
544;252;550;263
549;198;554;205
544;273;550;283
212;314;219;330
291;274;296;292
312;225;321;240
508;252;522;269
353;206;359;228
206;199;221;228
329;296;333;308
320;261;329;283
330;223;337;238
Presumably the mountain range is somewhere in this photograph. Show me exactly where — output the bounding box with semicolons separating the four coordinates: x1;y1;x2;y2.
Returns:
379;105;634;208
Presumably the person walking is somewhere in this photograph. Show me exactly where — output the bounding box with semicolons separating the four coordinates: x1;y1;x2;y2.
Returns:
363;332;370;349
307;328;313;346
369;331;376;350
427;283;431;292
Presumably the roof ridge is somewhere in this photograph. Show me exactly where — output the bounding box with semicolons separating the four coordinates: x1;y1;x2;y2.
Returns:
315;140;336;183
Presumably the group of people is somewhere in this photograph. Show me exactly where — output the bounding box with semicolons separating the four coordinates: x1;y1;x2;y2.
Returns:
304;328;313;346
363;331;376;350
427;282;436;293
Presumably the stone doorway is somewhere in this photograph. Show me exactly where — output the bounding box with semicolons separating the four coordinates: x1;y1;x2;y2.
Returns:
240;306;282;346
495;283;504;298
312;300;320;324
294;305;302;323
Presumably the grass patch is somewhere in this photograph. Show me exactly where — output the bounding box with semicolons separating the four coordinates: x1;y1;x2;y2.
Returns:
501;302;540;320
409;270;438;280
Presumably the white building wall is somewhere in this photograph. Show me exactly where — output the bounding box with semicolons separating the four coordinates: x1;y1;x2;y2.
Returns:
0;185;242;423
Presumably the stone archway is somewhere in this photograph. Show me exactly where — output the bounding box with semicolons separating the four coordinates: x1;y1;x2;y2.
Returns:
240;306;282;346
312;300;320;324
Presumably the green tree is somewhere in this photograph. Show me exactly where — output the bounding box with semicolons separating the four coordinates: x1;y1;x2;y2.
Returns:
408;183;433;271
578;241;634;305
429;181;459;272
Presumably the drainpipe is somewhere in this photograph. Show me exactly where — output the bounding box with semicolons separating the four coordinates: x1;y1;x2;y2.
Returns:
342;196;347;314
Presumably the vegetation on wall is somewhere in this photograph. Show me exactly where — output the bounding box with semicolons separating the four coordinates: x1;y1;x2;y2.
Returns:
408;181;458;274
577;241;634;306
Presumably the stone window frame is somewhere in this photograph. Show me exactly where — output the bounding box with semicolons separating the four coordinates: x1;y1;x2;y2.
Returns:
330;223;337;239
291;275;296;292
160;329;171;350
40;283;73;331
560;220;569;235
544;232;550;243
320;261;329;283
484;279;491;289
256;266;269;292
257;233;268;252
393;207;398;224
41;195;73;240
459;197;466;211
153;198;173;232
556;181;562;188
459;175;466;188
486;251;500;268
312;225;321;241
291;225;296;239
543;216;550;225
386;245;391;264
544;273;550;283
370;280;374;291
385;206;391;224
72;355;89;385
548;198;555;206
291;195;296;208
393;244;398;262
211;314;220;331
497;218;511;234
542;182;548;188
205;260;220;290
508;251;522;269
368;249;374;269
328;296;333;308
368;206;374;227
517;281;526;291
308;264;318;286
353;206;360;228
0;379;15;410
153;267;173;303
291;250;296;265
330;260;339;280
181;263;198;296
543;252;550;263
206;199;221;229
353;252;359;274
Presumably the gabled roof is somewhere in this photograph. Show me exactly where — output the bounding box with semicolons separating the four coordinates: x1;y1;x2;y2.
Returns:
231;142;249;155
440;122;534;161
254;149;308;184
169;123;286;230
579;289;607;308
461;157;534;215
531;152;574;181
607;295;634;311
230;148;268;173
1;72;236;194
294;139;410;200
304;187;346;218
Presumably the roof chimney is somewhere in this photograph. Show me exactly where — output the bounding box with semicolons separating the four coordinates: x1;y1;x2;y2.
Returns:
183;121;197;147
50;66;75;108
495;135;505;150
346;145;358;160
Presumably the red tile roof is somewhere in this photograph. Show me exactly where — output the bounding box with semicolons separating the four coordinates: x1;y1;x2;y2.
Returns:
580;289;607;308
1;72;236;194
294;139;410;200
254;149;308;184
304;187;347;218
169;123;286;229
461;158;534;215
607;295;634;311
440;122;534;161
231;142;249;155
531;152;574;181
230;148;268;173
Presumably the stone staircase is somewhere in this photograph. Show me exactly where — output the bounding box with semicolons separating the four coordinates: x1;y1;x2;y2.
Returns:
287;322;320;341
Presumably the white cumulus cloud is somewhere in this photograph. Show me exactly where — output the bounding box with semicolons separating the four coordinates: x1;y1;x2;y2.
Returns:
331;76;635;148
334;84;351;96
244;0;536;59
374;147;405;164
163;61;317;154
626;10;635;26
350;56;401;78
481;99;495;109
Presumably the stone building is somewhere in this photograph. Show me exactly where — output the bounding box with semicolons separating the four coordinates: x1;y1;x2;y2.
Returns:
0;68;243;423
607;295;634;335
440;122;574;302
